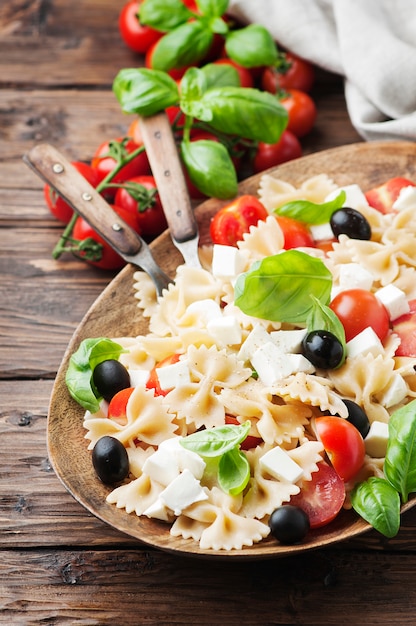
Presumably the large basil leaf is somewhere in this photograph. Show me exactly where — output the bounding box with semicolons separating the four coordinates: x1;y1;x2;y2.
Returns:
234;250;333;324
181;138;237;198
150;21;213;71
113;68;179;116
139;0;192;31
198;63;240;90
180;422;250;457
384;400;416;502
225;24;278;67
275;191;346;225
350;477;401;538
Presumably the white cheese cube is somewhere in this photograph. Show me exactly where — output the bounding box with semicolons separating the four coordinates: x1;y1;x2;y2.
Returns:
128;369;150;387
392;185;416;211
270;328;308;353
142;449;180;486
185;299;222;325
156;360;190;391
346;327;384;359
286;353;316;374
211;244;247;278
251;342;293;386
259;447;303;483
237;324;271;362
159;437;206;480
159;469;208;516
143;497;171;522
375;284;410;320
310;222;334;242
207;315;242;346
338;263;374;291
326;184;369;209
377;373;408;408
364;421;389;458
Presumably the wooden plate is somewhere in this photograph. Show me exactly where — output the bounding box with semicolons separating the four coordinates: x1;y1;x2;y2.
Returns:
48;141;416;560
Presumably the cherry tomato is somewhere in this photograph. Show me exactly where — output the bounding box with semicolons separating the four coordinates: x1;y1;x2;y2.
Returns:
279;89;317;137
114;175;168;240
329;288;390;343
213;58;254;88
210;195;268;247
275;215;315;249
107;387;135;426
262;53;315;93
118;1;162;54
364;177;416;214
91;138;150;195
253;131;302;173
225;416;263;450
289;462;345;528
392;298;416;357
314;416;366;482
146;353;182;396
44;162;99;224
72;205;140;270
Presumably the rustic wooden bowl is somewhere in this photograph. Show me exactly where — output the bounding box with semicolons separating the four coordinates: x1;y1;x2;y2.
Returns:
48;141;416;560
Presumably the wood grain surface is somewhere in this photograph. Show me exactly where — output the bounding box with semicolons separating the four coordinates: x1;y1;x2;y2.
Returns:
2;1;416;624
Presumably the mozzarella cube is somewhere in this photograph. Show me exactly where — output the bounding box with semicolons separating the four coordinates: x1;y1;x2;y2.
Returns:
251;342;293;386
338;263;374;291
375;284;410;320
364;421;389;458
207;315;242;346
310;222;334;242
377;373;408;408
286;353;316;374
259;447;303;483
346;327;384;359
159;437;205;480
159;469;208;516
143;497;171;522
326;184;369;209
185;299;222;325
392;185;416;211
270;328;308;353
142;449;180;486
211;244;247;278
237;324;271;362
156;360;190;391
128;368;150;387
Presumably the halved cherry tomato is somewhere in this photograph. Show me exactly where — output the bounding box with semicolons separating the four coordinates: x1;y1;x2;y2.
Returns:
279;89;317;137
91;138;150;195
392;298;416;357
289;462;345;528
225;415;263;450
146;353;181;396
329;288;390;343
114;175;168;240
314;416;366;482
210;195;268;247
275;215;315;249
213;58;254;88
44;162;99;224
253;131;302;173
118;1;162;54
262;53;315;93
364;177;416;214
107;387;135;426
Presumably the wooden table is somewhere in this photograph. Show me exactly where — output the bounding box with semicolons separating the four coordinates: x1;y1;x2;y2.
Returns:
1;2;415;624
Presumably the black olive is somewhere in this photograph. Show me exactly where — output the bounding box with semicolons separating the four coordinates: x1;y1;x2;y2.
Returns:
302;330;344;369
93;359;130;402
269;505;310;544
92;436;129;484
343;399;371;438
330;207;371;240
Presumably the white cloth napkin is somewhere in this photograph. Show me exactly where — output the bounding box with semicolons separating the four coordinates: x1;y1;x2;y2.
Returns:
228;0;416;142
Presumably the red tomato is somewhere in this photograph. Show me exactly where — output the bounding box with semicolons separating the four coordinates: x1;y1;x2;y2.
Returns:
146;353;182;396
279;89;317;137
275;215;315;249
253;131;302;173
364;177;416;214
392;298;416;357
72;205;140;270
290;462;346;528
314;416;366;482
118;1;162;54
91;138;150;194
329;289;390;343
210;195;268;247
224;415;263;450
44;162;99;224
107;387;135;426
262;53;315;93
213;58;254;88
114;175;168;240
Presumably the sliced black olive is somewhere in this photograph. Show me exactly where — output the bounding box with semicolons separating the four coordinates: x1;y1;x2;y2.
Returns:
302;330;344;369
93;359;130;402
330;207;371;240
92;436;129;484
269;505;310;544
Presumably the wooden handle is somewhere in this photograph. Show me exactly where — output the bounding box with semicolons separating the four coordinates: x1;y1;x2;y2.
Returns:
24;143;142;257
139;112;198;243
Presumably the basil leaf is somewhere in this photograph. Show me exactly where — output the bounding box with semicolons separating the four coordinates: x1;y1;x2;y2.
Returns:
113;68;179;116
307;295;346;365
384;400;416;503
234;250;333;324
350;477;401;538
197;0;229;18
150;21;213;71
200;87;287;143
180;422;251;457
218;447;250;496
181;138;238;198
65;338;125;412
275;191;346;225
139;0;192;31
198;62;240;89
225;24;278;68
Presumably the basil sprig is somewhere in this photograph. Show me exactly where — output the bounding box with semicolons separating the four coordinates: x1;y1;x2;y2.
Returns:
274;191;346;225
351;400;416;537
65;338;125;412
